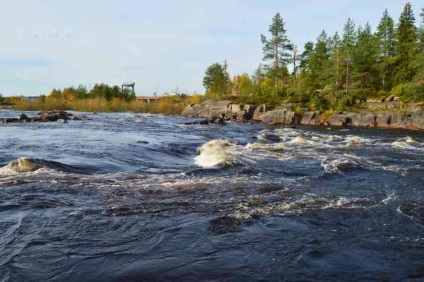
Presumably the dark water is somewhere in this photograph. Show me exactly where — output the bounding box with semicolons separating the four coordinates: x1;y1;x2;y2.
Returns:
0;110;423;281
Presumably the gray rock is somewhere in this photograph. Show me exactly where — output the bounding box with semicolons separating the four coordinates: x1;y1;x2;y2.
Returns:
411;110;424;130
20;113;29;120
300;111;319;125
375;114;392;128
325;114;347;126
253;105;269;121
182;100;232;120
259;108;301;125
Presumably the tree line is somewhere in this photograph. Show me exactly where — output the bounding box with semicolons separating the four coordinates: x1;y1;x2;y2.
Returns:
203;3;424;110
41;83;136;103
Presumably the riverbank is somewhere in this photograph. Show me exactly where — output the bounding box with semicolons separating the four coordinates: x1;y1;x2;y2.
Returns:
182;100;424;131
5;96;195;115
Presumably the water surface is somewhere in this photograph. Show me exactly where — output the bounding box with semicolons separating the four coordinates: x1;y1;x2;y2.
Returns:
0;110;423;281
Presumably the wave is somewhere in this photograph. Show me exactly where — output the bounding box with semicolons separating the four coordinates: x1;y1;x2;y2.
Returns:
288;136;308;144
320;156;362;174
194;139;238;168
0;157;87;175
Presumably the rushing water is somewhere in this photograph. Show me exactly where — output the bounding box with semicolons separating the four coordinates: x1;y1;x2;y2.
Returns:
0;110;423;281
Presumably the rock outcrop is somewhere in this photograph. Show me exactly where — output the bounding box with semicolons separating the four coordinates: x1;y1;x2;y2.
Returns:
182;101;232;120
258;107;301;125
0;111;88;124
182;100;424;131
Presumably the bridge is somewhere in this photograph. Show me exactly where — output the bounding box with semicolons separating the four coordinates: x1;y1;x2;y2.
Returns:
136;96;160;103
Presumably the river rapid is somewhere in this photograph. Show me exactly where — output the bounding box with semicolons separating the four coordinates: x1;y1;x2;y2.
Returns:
0;110;423;281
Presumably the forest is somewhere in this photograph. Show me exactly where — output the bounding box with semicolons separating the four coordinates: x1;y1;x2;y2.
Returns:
4;84;199;114
203;3;424;111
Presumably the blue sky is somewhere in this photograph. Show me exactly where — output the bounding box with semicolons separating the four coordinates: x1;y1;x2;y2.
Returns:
0;0;422;96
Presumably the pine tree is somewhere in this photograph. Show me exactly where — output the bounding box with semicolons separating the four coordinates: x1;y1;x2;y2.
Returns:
261;13;292;91
351;23;380;94
394;2;417;84
305;31;330;94
328;32;342;95
376;9;396;90
299;41;314;71
341;18;357;53
341;18;357;96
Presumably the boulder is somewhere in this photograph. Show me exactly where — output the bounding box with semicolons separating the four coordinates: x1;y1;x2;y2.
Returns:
0;111;85;124
375;114;392;128
410;110;424;130
230;104;243;115
233;104;256;122
259;107;301;125
1;118;19;124
325;114;347;126
300;111;319;125
390;113;413;129
181;100;232;120
253;105;269;121
362;114;376;127
19;113;29;120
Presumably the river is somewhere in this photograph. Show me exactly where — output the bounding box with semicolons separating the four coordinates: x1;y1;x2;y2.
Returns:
0;110;423;281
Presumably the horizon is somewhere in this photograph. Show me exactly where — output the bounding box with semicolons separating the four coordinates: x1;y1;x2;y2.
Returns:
0;0;422;97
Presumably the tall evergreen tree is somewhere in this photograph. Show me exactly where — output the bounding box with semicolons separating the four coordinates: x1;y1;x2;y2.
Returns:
351;23;380;94
341;18;357;95
299;41;314;71
261;13;292;90
341;18;357;53
376;9;396;90
328;32;342;95
419;8;424;50
305;32;330;93
394;2;417;84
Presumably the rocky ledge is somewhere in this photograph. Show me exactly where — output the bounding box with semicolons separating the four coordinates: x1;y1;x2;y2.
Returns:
0;110;88;124
182;100;424;131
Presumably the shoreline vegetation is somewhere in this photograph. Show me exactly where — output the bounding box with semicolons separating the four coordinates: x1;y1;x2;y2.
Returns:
201;3;423;111
1;3;423;118
1;83;203;115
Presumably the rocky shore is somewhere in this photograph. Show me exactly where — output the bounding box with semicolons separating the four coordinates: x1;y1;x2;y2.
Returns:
182;100;424;131
0;110;88;124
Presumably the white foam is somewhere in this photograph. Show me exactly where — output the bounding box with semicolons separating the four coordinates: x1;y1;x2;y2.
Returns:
0;157;42;175
405;136;416;143
392;141;410;148
194;139;236;168
288;136;308;144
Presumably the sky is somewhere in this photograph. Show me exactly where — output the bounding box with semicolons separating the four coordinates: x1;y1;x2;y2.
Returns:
0;0;422;96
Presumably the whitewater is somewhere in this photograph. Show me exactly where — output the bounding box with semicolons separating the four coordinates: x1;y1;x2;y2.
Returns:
0;110;423;281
